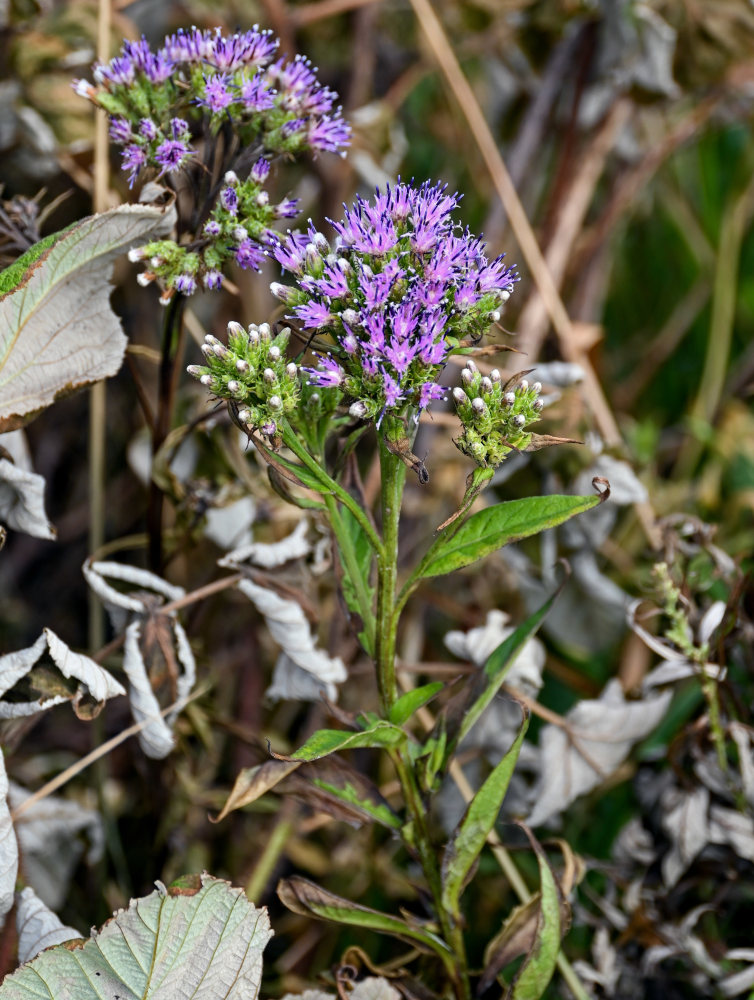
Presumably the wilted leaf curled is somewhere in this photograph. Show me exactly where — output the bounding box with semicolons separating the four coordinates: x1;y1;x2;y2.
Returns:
0;202;175;432
15;887;82;964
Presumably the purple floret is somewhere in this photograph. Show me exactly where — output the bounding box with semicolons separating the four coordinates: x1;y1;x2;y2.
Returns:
121;144;146;187
200;74;235;113
155;139;192;175
235;239;265;270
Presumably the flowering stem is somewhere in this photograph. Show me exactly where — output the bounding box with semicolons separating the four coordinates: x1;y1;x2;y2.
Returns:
279;420;384;558
374;433;405;713
323;493;376;653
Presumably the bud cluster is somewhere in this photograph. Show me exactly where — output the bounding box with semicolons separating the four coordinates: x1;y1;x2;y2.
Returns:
452;363;544;467
128;165;298;302
187;322;300;439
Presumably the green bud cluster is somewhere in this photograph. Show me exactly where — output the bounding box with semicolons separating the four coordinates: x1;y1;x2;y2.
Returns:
452;362;544;467
187;322;300;440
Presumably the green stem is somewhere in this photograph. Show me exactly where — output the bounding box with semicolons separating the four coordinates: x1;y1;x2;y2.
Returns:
374;434;405;713
701;671;728;775
280;421;384;558
324;493;376;653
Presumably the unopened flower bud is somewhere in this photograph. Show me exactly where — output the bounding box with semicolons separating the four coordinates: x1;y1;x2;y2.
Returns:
224;171;239;185
201;344;214;359
503;392;516;407
490;369;501;383
186;365;203;377
136;272;154;287
533;398;544;412
305;243;321;269
213;344;227;358
236;359;250;373
309;393;320;406
518;379;529;392
232;226;248;242
247;327;260;345
341;309;359;326
269;395;283;410
461;368;473;385
237;408;251;424
349;400;368;419
513;413;526;428
466;359;478;374
531;381;542;394
336;257;352;275
200;374;213;386
286;362;298;378
312;231;330;254
471;397;486;415
227;321;245;338
255;191;269;207
490;310;501;323
263;368;276;383
270;282;293;302
361;264;373;279
268;345;281;361
128;247;147;262
262;421;277;436
452;387;467;405
480;377;493;394
258;323;271;340
227;380;240;394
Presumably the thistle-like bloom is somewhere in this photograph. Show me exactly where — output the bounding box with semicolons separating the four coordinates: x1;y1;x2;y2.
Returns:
271;180;517;421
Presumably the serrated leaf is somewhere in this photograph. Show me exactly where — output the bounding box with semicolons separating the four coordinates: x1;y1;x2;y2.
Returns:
278;876;452;960
0;873;272;999
0;203;175;432
506;829;564;1000
388;682;444;726
282;721;406;762
442;715;529;918
418;493;604;579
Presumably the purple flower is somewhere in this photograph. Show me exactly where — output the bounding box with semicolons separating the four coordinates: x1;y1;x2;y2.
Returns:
274;197;299;219
174;274;197;295
171;118;190;141
308;115;351;154
295;301;333;328
221;187;238;216
94;55;134;87
155;139;192;175
281;118;306;139
251;158;270;184
271;232;309;274
139;118;158;141
207;28;278;70
121;144;146;187
419;381;446;409
161;28;211;64
109;117;132;144
235;239;265;270
204;269;223;290
315;265;350;300
200;74;235;114
304;353;343;388
381;370;404;410
239;76;275;112
204;220;221;237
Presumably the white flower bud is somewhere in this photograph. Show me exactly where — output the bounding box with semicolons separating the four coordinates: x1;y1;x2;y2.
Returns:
201;344;214;359
258;323;271;340
238;408;251;424
269;395;283;410
312;231;329;254
533;398;544;412
466;358;478;374
232;226;248;242
236;359;250;373
200;374;213;386
270;281;292;302
255;191;269;207
518;379;529;392
263;368;276;383
503;392;516;407
480;377;493;394
186;365;203;377
286;362;298;378
490;310;501;323
532;381;542;394
513;413;526;427
341;309;359;326
452;387;467;405
500;289;511;302
471;397;486;414
309;393;320;405
361;264;373;279
247;328;260;345
136;272;154;287
213;344;227;358
127;247;146;262
349;400;368;419
490;369;501;383
224;171;239;185
337;257;352;275
227;380;240;394
268;345;281;361
227;321;245;338
461;368;473;385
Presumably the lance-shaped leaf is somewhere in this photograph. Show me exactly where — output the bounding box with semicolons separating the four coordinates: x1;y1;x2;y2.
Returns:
388;682;444;727
280;720;407;762
214;759;302;823
505;827;564;1000
417;487;608;580
278;876;453;962
0;873;272;999
0;202;175;432
442;714;529;918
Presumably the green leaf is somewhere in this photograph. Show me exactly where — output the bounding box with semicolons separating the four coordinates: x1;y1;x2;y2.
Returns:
0;203;175;433
284;721;406;762
311;779;403;831
455;590;558;751
441;715;529;918
388;682;444;725
507;830;563;1000
418;494;604;579
0;874;272;999
336;504;376;653
278;876;453;962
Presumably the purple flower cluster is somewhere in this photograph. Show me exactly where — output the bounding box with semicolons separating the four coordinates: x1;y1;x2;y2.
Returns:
73;26;350;190
270;181;517;422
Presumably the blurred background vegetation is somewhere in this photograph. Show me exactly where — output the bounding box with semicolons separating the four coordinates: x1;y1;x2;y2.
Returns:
1;0;753;996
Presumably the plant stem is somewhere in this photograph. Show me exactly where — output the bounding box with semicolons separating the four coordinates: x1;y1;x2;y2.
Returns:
324;492;376;652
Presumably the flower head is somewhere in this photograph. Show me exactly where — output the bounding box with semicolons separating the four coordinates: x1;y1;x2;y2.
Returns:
271;180;517;421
